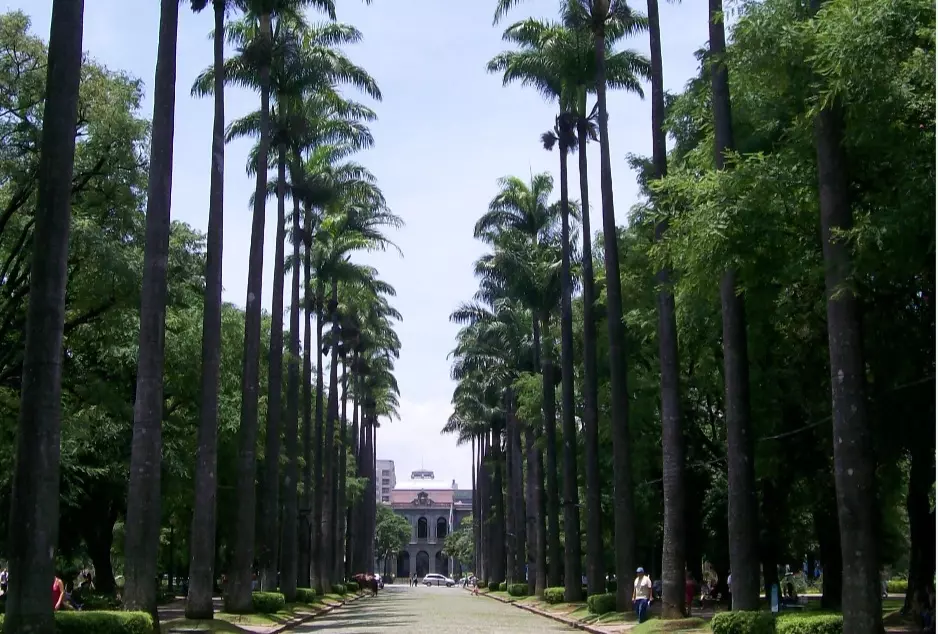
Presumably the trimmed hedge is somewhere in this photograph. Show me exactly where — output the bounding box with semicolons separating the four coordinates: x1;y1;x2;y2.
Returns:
488;580;499;592
498;581;507;592
331;583;347;595
544;587;565;604
345;581;359;593
252;591;286;614
507;583;529;597
0;611;154;634
587;592;617;615
777;614;843;634
887;579;908;594
295;588;317;604
72;592;121;611
711;611;777;634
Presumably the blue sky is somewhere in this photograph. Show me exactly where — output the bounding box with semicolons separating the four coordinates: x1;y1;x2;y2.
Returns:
14;0;708;490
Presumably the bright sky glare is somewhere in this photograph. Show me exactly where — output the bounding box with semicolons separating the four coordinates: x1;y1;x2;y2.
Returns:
13;0;709;491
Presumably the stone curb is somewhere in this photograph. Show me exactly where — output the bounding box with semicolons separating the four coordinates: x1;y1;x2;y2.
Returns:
468;587;611;634
272;592;366;634
168;592;367;634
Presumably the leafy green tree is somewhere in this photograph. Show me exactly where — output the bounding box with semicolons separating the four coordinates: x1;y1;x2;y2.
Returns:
442;517;475;573
374;505;410;577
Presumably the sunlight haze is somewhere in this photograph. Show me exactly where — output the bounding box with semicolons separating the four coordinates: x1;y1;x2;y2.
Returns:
12;0;708;490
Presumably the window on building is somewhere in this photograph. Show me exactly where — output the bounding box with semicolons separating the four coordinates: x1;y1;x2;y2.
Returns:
382;495;390;503
436;517;447;539
417;517;428;539
382;478;390;485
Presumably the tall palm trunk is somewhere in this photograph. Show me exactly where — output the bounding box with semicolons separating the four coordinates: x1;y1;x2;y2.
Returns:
4;1;84;630
504;394;517;584
811;10;880;629
523;422;537;595
311;279;326;593
708;0;759;610
280;196;302;602
490;420;506;584
344;365;359;578
227;11;272;614
531;318;548;598
576;109;603;598
124;0;178;621
259;143;287;592
539;312;562;588
186;0;225;620
557;116;583;601
335;354;349;581
471;435;479;577
298;223;313;588
354;391;368;574
319;281;340;589
592;20;635;610
364;416;377;573
508;391;526;584
648;0;685;618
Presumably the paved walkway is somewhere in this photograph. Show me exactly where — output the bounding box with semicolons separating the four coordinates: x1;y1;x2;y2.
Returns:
292;584;574;633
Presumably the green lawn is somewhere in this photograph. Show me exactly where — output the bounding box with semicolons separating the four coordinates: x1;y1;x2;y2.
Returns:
160;593;355;633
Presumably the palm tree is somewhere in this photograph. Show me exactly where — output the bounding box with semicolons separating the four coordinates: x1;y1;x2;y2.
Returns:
186;0;229;620
707;0;759;611
280;193;303;602
808;0;881;629
4;1;84;630
124;0;179;620
314;189;399;588
493;1;648;605
542;112;583;601
473;175;562;593
643;0;685;618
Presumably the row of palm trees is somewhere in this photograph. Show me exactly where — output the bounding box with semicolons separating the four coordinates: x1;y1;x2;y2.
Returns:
446;1;880;632
6;0;400;630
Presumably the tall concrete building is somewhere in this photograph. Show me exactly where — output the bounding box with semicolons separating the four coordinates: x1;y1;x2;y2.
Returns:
383;469;472;579
375;459;396;504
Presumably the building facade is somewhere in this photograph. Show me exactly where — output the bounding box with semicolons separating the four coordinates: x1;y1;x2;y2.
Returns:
375;459;396;504
385;469;472;580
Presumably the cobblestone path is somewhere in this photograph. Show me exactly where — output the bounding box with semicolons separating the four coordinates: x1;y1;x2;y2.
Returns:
292;584;574;633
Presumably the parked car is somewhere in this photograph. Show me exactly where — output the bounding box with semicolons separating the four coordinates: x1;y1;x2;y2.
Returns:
423;573;455;587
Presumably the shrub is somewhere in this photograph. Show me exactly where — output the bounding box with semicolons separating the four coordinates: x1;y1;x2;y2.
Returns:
73;592;121;610
711;611;777;634
345;581;359;593
331;583;347;595
887;578;908;594
487;580;499;592
0;611;155;634
295;588;317;604
508;583;529;597
587;592;617;615
498;581;507;592
252;591;286;614
776;614;843;634
544;586;566;604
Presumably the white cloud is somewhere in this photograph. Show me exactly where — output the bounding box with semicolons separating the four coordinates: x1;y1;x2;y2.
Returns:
376;396;473;491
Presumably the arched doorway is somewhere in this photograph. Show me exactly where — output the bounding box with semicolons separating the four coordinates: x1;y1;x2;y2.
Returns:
417;517;428;539
434;551;449;576
436;517;447;539
396;550;410;578
416;551;430;577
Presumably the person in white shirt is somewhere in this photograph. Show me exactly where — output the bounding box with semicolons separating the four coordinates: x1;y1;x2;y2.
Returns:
632;567;653;623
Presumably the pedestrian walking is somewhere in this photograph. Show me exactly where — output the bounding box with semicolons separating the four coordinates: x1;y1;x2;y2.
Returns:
632;567;652;624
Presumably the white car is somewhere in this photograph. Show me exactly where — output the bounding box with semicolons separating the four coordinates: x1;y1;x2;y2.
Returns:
423;573;455;587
